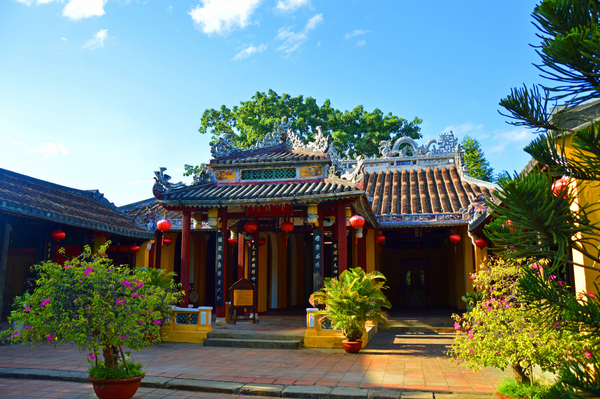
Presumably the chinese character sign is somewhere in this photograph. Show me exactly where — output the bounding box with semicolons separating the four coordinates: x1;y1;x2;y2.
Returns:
215;232;225;307
249;242;258;285
313;230;323;292
332;241;339;279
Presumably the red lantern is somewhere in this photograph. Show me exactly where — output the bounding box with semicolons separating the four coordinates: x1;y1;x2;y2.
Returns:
51;229;66;242
449;234;461;244
375;234;386;244
129;245;140;254
244;221;258;234
349;215;365;230
259;237;267;246
280;220;294;234
552;176;569;198
475;238;488;249
228;237;238;246
157;219;171;233
162;237;173;247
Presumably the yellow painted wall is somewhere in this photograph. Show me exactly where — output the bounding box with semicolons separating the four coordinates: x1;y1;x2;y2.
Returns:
160;232;178;274
563;135;600;295
366;229;376;273
134;240;154;268
277;232;288;309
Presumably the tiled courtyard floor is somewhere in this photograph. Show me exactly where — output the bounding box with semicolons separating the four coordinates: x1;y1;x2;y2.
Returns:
0;330;510;397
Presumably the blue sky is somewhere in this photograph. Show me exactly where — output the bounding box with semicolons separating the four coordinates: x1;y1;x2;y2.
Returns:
0;0;543;206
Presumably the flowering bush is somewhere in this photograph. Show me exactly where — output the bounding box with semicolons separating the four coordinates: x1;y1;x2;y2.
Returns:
447;256;579;385
3;245;182;379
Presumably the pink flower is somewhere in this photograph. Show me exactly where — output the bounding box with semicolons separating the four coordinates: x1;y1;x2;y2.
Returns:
137;321;143;325
10;331;19;338
469;275;476;280
454;322;460;330
496;351;501;354
153;320;162;325
120;281;131;287
48;334;54;342
148;310;152;314
64;264;70;269
126;313;130;317
88;353;96;360
468;333;474;340
505;304;511;309
120;336;126;339
487;306;493;312
469;350;474;354
559;281;563;286
25;305;30;313
132;293;139;299
585;351;592;359
587;292;595;297
41;300;49;307
548;275;557;281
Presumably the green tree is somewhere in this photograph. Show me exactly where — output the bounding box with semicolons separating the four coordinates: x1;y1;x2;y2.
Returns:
198;89;422;159
461;136;494;182
487;1;600;396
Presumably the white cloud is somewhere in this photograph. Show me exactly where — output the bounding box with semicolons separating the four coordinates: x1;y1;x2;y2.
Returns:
344;28;369;39
83;29;108;50
276;0;309;13
443;122;486;137
189;0;262;36
61;37;68;41
356;40;365;47
166;5;173;13
305;13;322;31
233;43;267;60
486;128;534;156
276;13;322;55
27;142;70;156
11;140;26;145
15;0;58;6
63;0;107;20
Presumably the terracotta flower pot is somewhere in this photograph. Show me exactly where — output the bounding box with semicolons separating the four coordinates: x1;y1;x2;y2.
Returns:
342;341;362;353
88;375;144;399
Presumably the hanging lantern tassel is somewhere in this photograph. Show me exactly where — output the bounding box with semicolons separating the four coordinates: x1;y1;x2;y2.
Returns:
375;234;385;254
281;220;294;246
449;233;461;253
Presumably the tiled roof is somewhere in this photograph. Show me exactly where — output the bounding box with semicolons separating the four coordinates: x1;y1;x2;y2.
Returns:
157;179;362;206
364;166;496;216
0;168;153;239
120;198;181;220
210;146;328;166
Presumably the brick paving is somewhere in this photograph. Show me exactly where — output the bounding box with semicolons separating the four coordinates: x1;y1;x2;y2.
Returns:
0;378;286;399
0;330;509;398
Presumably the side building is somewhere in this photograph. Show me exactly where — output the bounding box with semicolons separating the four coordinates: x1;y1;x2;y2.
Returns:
0;168;154;321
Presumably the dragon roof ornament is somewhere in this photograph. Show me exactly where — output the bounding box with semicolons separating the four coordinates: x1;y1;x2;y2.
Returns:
378;131;459;158
210;117;331;158
153;167;186;195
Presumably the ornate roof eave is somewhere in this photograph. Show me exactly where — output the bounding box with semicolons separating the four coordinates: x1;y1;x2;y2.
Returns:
156;190;365;209
377;212;468;228
353;194;379;229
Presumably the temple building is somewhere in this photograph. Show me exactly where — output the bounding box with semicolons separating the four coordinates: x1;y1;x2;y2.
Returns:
123;119;497;320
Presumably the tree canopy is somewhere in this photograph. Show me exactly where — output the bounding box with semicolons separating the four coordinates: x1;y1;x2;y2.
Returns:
198;89;422;159
460;136;494;182
486;1;600;396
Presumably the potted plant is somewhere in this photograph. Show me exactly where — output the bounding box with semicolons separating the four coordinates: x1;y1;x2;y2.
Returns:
2;245;181;399
311;267;391;353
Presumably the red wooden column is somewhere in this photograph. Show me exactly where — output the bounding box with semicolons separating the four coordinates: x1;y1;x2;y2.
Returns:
336;199;348;273
216;208;228;318
180;210;191;307
358;226;368;270
238;232;245;280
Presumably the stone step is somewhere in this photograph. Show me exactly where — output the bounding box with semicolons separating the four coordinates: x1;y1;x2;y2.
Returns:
387;318;454;327
381;325;456;334
203;337;303;350
206;332;304;341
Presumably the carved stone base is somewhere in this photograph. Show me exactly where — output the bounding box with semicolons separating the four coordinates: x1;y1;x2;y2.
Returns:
215;317;228;329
